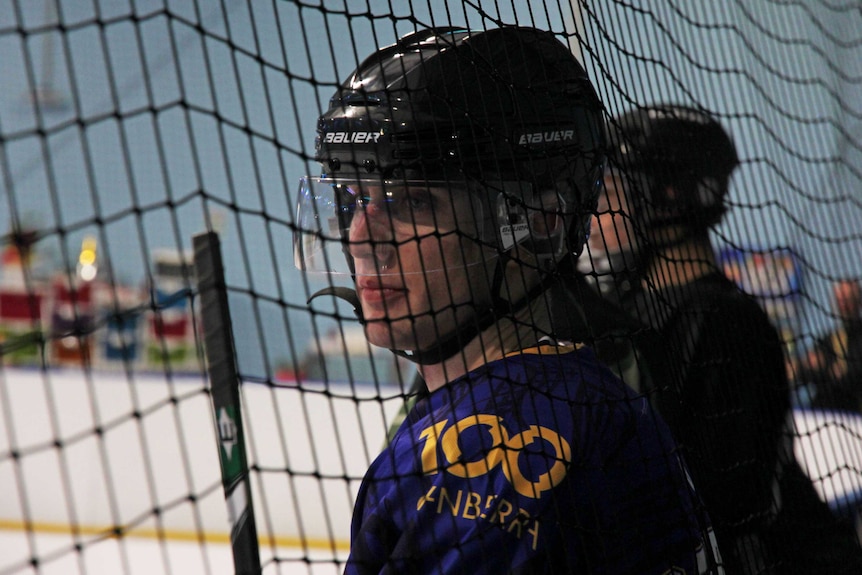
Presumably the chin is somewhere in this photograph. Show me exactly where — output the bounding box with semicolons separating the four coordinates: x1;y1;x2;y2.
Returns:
362;320;415;351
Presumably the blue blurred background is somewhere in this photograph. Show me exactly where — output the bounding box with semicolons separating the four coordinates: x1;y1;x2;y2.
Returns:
0;0;859;379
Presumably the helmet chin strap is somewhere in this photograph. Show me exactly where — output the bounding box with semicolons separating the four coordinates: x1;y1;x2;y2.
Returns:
306;258;553;366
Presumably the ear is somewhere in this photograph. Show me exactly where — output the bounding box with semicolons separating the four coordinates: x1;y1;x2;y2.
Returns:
529;209;563;238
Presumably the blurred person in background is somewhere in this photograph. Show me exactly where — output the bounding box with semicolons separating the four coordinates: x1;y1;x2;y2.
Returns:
567;161;644;388
798;278;862;412
598;103;862;574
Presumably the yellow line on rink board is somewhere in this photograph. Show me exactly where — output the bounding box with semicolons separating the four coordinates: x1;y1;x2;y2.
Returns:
0;518;350;552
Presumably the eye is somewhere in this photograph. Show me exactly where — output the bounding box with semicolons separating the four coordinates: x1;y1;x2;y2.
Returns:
408;191;433;212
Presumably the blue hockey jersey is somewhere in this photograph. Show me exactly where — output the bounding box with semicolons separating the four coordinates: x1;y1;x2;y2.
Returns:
346;344;720;574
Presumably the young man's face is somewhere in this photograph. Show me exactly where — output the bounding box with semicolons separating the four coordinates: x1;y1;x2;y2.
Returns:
347;183;495;352
589;172;637;257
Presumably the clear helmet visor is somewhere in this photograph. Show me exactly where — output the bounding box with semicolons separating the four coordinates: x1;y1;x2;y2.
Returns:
294;175;576;276
294;175;494;276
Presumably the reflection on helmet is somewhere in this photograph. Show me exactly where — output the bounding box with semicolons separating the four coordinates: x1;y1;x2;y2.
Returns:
294;26;607;276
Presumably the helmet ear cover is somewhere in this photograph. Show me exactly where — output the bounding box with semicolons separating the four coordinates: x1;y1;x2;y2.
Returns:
494;174;601;269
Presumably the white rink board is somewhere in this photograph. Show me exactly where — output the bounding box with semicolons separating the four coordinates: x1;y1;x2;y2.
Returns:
0;530;347;575
793;408;862;508
0;368;407;549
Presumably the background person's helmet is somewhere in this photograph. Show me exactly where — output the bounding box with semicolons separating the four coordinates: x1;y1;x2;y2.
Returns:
606;104;739;232
296;26;607;275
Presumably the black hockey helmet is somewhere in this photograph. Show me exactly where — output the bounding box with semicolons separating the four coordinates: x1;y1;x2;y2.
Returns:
606;104;739;231
297;26;606;275
295;26;607;364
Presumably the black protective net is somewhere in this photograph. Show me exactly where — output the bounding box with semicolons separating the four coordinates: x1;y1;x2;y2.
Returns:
0;1;860;574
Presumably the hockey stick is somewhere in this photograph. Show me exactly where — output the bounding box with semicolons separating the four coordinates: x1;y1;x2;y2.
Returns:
193;231;262;575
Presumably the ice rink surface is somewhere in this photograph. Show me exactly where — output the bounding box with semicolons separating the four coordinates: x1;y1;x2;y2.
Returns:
0;531;348;575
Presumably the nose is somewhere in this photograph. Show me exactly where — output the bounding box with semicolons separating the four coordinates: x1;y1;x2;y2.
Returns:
348;206;398;268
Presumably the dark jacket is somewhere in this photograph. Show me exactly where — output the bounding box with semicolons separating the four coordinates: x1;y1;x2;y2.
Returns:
623;272;862;574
